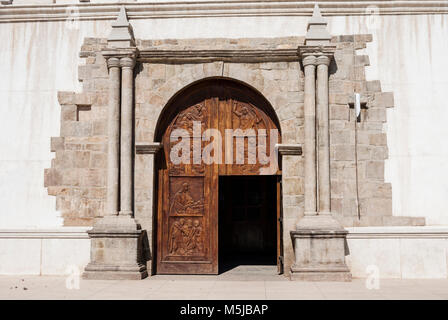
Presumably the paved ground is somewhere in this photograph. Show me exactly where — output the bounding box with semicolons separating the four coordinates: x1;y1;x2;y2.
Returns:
1;266;447;300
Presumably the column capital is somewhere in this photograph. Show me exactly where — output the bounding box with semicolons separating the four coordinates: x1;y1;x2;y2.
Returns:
102;47;139;66
316;55;331;66
302;55;317;67
298;45;336;65
120;56;136;69
107;57;121;69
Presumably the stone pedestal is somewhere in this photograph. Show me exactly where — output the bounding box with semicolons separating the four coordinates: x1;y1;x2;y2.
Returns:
290;215;351;281
83;216;148;280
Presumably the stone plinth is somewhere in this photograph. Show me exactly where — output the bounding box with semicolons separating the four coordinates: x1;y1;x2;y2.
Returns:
290;215;352;281
83;216;148;280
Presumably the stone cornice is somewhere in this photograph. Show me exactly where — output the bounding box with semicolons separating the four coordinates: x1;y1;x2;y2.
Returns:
101;47;139;60
298;45;336;60
1;1;447;23
0;228;91;239
135;142;162;154
346;226;448;239
276;143;303;156
138;48;299;63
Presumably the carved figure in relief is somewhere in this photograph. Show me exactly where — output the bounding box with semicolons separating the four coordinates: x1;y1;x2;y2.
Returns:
169;218;203;255
232;104;262;130
170;182;203;215
175;103;207;132
188;219;203;254
169;218;185;254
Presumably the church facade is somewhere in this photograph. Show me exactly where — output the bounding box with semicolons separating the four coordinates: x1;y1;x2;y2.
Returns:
1;0;447;280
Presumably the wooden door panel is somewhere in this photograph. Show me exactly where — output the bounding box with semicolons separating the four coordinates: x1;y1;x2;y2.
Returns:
219;99;280;176
157;99;217;274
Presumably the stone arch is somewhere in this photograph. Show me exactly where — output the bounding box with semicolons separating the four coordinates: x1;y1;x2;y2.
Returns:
134;61;302;146
153;76;282;142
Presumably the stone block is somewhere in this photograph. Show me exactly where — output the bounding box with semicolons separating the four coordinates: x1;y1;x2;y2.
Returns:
81;169;105;188
353;66;365;81
57;91;75;105
93;79;110;92
360;198;392;216
366;80;381;92
73;151;91;168
366;108;387;122
371;146;388;160
354;34;373;42
369;133;387;146
329;80;345;92
92;64;108;79
65;143;83;151
61;169;81;186
382;216;426;226
354;42;367;50
283;177;304;195
88;187;106;199
354;55;370;66
61;122;93;137
330;104;349;120
61;105;77;121
374;92;394;108
286;91;304;103
50;137;65;152
78;65;91;81
145;64;166;79
75;92;96;105
366;160;384;180
90;153;107;169
356;145;371;160
92;92;107;107
336;35;354;42
332;144;355;161
93;120;107;136
329;93;349;105
283;195;304;207
331;130;352;144
44;168;62;187
331;161;356;180
86;143;106;152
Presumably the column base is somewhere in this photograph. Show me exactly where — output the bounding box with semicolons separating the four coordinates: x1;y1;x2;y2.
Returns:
82;216;148;280
290;265;352;282
290;213;352;282
83;263;148;280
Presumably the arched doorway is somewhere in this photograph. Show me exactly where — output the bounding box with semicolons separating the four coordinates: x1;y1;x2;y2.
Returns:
154;78;282;275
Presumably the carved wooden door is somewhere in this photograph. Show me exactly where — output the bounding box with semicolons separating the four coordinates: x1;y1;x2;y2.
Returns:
156;83;280;274
157;98;219;274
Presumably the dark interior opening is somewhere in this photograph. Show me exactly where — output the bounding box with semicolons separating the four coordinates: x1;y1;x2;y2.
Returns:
218;175;277;273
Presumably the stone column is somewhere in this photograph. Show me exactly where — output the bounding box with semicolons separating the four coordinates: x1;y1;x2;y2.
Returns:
119;56;135;217
316;56;331;214
106;57;121;216
303;55;318;216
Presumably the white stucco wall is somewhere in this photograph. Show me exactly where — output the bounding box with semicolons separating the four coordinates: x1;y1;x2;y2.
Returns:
0;20;110;228
0;13;447;228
